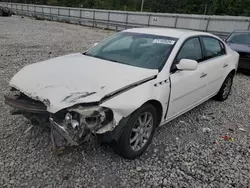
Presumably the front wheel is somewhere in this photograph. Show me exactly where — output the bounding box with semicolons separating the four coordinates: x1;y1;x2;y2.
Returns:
114;104;158;159
214;73;234;101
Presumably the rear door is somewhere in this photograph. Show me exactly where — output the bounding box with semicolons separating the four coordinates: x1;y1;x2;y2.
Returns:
200;36;229;96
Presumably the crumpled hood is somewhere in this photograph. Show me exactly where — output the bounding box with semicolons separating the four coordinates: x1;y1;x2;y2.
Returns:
10;53;158;113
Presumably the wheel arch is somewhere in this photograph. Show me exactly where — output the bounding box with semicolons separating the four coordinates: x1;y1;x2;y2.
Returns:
100;99;163;143
142;99;163;126
229;69;236;76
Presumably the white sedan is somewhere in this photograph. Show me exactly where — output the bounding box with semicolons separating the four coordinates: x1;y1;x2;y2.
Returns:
5;28;239;159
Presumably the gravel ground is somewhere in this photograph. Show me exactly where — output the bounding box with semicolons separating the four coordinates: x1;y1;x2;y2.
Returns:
0;16;250;188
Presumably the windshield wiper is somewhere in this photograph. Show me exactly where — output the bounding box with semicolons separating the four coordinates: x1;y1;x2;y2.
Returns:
82;53;131;66
107;58;131;66
93;55;130;65
82;52;93;57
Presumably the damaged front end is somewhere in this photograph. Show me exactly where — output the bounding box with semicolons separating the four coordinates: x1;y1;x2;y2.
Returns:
5;88;116;153
49;105;115;152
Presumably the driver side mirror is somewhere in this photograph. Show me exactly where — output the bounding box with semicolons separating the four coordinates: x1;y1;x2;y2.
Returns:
176;59;198;71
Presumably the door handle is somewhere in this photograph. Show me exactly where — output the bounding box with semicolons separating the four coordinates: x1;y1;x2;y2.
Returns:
200;73;207;78
223;64;228;68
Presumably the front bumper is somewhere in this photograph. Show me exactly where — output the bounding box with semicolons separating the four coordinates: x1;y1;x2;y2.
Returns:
4;93;48;114
4;92;117;153
49;118;79;151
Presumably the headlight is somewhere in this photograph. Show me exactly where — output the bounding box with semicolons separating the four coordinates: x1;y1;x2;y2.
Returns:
83;107;113;129
66;106;113;130
51;106;114;144
65;113;72;122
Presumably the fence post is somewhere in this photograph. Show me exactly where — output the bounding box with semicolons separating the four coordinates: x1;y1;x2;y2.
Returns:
147;14;151;27
25;4;27;16
205;17;211;31
174;15;178;28
42;6;44;19
93;10;96;28
107;11;110;29
79;9;82;25
80;9;82;18
30;5;32;16
14;3;16;15
21;3;23;16
26;4;28;16
50;7;52;20
125;12;128;29
16;4;18;15
34;5;36;17
57;8;60;21
248;20;250;30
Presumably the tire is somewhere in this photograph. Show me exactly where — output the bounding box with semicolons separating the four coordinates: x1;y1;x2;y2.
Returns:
214;73;234;101
114;104;157;159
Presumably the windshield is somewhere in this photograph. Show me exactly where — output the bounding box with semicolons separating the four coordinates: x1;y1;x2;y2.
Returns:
226;32;250;45
84;32;178;70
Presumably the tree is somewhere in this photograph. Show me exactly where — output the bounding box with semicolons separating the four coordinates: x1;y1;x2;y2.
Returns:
41;0;250;16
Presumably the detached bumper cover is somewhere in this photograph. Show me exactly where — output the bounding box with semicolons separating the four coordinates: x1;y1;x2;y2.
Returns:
49;118;80;152
50;118;78;145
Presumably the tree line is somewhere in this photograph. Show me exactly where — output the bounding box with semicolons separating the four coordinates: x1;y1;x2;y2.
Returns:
6;0;250;16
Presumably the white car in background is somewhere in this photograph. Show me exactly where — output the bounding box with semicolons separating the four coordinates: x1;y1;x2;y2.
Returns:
5;28;239;159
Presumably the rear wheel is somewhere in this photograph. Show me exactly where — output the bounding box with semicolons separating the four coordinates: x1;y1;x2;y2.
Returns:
214;73;234;101
115;104;157;159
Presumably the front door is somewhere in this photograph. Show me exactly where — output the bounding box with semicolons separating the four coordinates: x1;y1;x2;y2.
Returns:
166;37;209;119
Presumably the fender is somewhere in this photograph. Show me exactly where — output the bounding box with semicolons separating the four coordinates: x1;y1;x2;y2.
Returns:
99;75;157;104
100;77;170;125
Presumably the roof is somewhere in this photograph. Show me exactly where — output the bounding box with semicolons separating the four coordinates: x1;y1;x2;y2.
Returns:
123;27;209;38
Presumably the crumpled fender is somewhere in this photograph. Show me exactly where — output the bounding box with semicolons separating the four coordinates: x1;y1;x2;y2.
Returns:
100;78;170;125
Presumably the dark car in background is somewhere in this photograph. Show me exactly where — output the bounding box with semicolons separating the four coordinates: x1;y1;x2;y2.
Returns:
225;30;250;72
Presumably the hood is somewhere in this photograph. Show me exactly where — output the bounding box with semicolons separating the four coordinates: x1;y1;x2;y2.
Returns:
10;53;158;113
227;43;250;53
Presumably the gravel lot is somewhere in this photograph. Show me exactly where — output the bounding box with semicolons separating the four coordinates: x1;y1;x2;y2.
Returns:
0;16;250;188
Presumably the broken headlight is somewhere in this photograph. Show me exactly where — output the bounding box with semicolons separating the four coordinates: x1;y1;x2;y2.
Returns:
51;106;114;145
49;106;114;148
66;106;114;131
